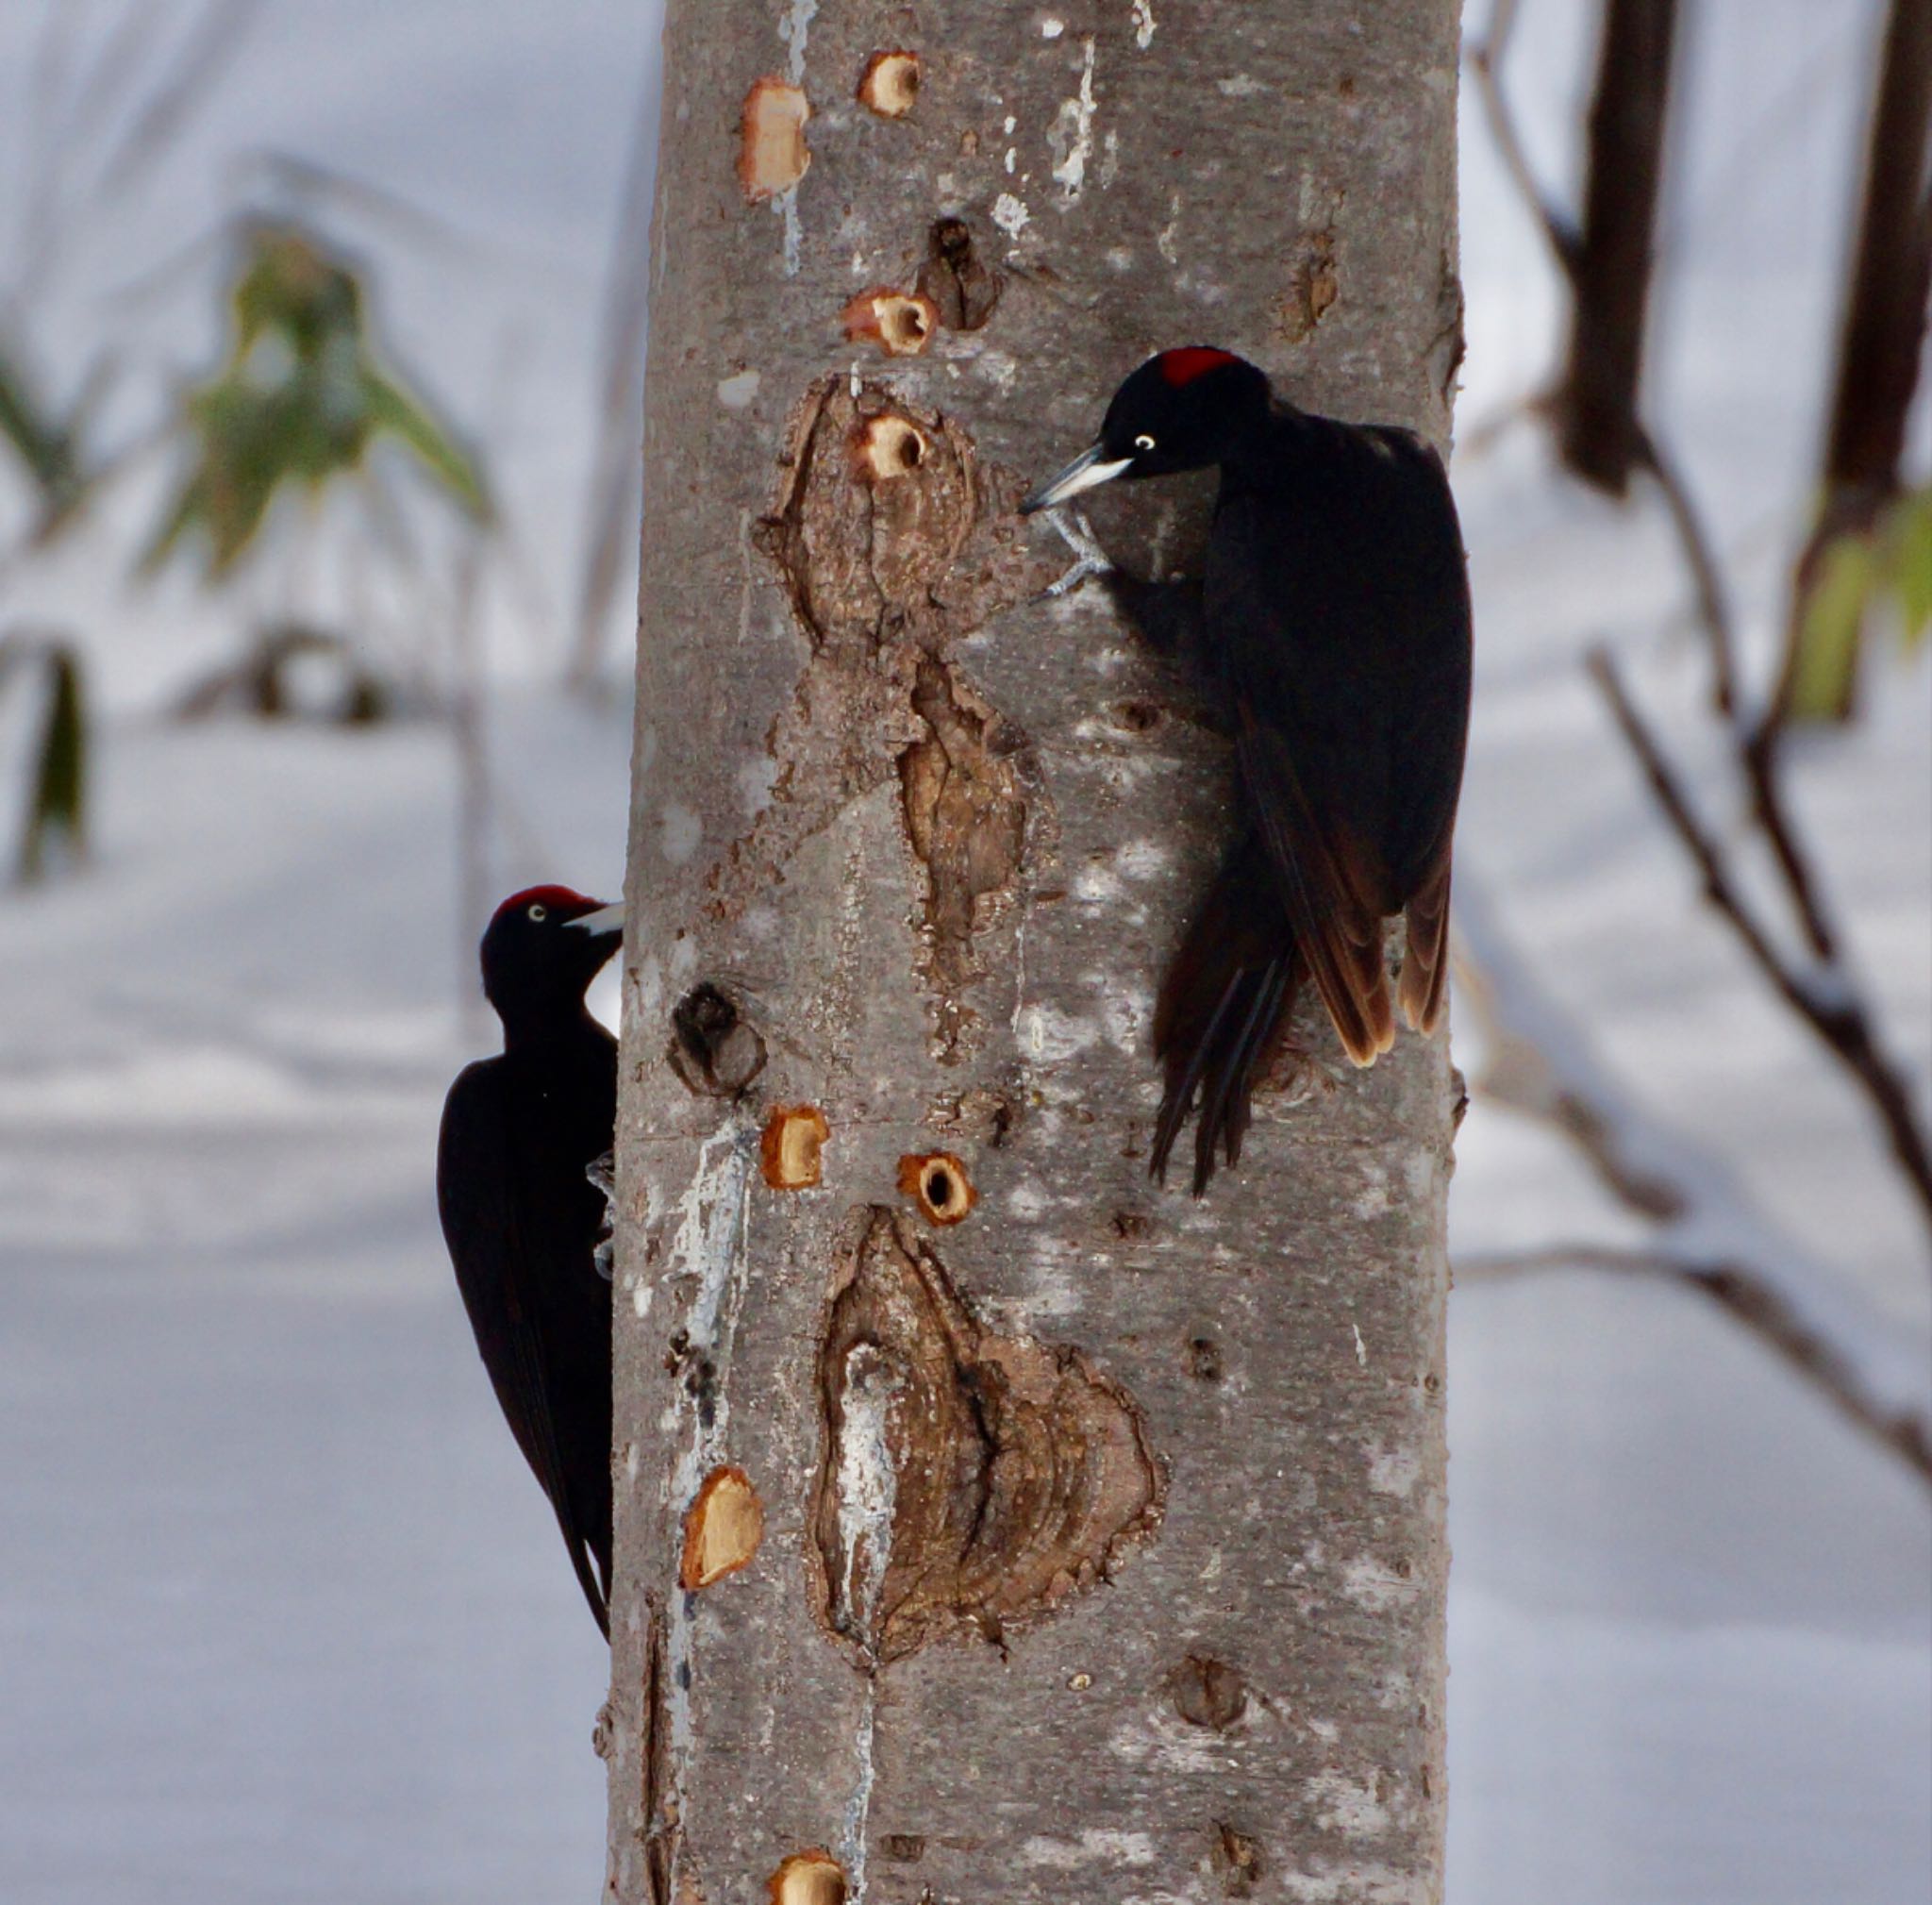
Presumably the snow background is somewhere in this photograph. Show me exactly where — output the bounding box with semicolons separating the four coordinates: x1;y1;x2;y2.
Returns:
0;3;1925;1901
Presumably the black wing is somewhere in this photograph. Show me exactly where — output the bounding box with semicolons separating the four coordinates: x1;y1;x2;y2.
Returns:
437;1060;610;1635
1209;419;1471;1059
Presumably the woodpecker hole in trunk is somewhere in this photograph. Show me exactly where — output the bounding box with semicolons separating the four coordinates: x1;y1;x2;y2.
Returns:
897;1150;975;1224
738;77;810;200
858;50;920;117
760;1105;830;1189
840;288;938;356
852;414;926;482
679;1465;765;1590
768;1848;847;1905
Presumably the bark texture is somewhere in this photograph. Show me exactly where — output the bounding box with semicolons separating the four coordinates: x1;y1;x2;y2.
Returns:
609;8;1463;1902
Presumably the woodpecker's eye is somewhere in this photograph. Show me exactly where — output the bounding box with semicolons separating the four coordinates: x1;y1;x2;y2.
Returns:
526;903;548;922
1134;433;1156;452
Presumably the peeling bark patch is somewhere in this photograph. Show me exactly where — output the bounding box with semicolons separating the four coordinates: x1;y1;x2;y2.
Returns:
858;50;920;117
917;217;1003;330
670;982;767;1095
1171;1653;1248;1730
1211;1822;1265;1897
757;376;985;660
810;1208;1162;1664
679;1465;765;1589
768;1848;847;1905
713;376;1055;942
761;1105;830;1189
899;658;1027;1058
841;287;939;356
739;78;811;200
897;1150;976;1224
1280;227;1339;342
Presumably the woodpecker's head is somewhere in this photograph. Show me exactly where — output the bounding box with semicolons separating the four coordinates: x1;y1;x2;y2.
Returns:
479;885;624;1027
1022;347;1272;511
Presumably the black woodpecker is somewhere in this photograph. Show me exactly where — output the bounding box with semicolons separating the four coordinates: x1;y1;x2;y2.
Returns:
437;884;623;1635
1025;346;1471;1195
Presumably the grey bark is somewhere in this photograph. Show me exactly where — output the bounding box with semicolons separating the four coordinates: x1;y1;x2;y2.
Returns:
608;8;1463;1903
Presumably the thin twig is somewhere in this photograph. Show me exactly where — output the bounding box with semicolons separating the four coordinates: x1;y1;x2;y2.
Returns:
1457;1245;1932;1481
1454;877;1932;1487
1467;0;1581;273
1589;646;1932;1239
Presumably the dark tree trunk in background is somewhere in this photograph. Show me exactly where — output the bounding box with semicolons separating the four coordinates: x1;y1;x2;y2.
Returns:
1777;0;1932;726
608;7;1463;1902
1557;0;1679;495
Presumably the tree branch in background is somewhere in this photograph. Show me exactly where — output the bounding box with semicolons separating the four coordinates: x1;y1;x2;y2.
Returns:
1457;1245;1932;1481
1557;0;1679;496
1468;0;1580;269
1454;877;1932;1487
1470;0;1931;1246
1588;646;1932;1243
1774;0;1932;726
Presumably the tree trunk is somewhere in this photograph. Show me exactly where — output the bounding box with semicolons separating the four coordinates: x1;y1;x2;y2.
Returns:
1555;0;1679;496
608;8;1463;1903
1774;0;1932;726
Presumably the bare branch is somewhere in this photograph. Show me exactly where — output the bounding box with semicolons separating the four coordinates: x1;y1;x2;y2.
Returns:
1454;875;1932;1488
1588;647;1932;1236
1557;0;1680;495
1466;0;1580;269
1457;1245;1932;1481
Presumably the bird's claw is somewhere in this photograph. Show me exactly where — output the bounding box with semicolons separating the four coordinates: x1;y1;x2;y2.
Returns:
1035;509;1114;601
587;1149;617;1281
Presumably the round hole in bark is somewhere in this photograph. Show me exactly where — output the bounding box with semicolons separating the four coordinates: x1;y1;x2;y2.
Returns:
858;49;921;116
769;1849;847;1905
897;1150;976;1225
852;413;927;482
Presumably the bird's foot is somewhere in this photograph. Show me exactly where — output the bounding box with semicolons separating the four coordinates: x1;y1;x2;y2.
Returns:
586;1149;617;1281
1035;509;1114;601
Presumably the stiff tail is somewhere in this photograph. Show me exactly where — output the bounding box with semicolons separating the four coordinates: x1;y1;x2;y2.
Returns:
1152;839;1306;1195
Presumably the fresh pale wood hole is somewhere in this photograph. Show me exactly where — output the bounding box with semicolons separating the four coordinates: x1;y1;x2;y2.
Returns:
768;1848;846;1905
854;414;926;481
840;289;937;356
858;50;921;117
679;1465;764;1590
760;1104;829;1189
738;78;810;199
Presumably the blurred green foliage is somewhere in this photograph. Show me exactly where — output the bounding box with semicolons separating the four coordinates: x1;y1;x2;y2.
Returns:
143;223;491;580
0;633;88;882
1787;486;1932;724
0;338;93;541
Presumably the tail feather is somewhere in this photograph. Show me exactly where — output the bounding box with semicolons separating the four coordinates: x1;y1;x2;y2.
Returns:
1152;839;1306;1195
1398;856;1453;1035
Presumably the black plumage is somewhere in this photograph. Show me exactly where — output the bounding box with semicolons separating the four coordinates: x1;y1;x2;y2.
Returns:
1025;347;1472;1194
437;884;623;1634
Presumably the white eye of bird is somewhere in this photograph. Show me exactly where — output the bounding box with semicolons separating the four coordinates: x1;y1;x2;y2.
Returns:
1135;433;1156;452
527;903;547;922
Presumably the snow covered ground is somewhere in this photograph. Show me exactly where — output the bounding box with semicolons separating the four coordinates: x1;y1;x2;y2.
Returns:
2;4;1925;1902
